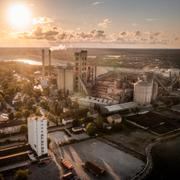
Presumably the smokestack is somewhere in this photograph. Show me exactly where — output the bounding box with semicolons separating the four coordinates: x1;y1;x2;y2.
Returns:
48;49;51;76
42;49;45;78
94;65;97;84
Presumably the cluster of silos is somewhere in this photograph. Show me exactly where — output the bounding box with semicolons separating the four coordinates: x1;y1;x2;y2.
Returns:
134;80;153;106
57;66;74;93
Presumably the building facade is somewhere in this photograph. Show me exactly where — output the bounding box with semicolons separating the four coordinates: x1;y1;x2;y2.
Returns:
74;50;88;91
28;116;48;157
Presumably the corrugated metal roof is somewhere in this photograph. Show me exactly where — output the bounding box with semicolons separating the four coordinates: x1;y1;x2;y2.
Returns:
104;102;138;113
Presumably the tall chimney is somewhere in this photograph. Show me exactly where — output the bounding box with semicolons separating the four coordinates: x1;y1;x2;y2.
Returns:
94;65;97;85
48;49;51;76
42;49;45;78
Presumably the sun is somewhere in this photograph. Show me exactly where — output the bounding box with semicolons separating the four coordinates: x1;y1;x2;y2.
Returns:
7;4;32;30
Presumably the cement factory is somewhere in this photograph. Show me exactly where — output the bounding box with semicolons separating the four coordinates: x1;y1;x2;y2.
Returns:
1;49;180;180
39;48;180;111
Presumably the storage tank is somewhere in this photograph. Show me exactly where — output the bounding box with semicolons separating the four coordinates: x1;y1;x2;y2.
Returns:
134;80;153;106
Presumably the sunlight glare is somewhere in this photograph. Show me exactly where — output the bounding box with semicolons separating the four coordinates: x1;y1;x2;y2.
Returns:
7;4;32;30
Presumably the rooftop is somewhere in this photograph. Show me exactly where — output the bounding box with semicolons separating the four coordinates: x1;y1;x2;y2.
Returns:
104;102;138;113
75;96;118;106
0;120;24;128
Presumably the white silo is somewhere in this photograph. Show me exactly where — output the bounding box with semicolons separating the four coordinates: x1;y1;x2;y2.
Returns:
57;66;74;93
134;80;153;106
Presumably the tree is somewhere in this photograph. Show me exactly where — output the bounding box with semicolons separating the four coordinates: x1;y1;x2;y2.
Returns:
40;100;49;110
23;109;30;122
72;101;79;110
0;94;4;104
26;98;35;110
86;123;96;136
72;119;81;127
15;111;22;119
47;113;56;124
0;174;4;180
95;115;104;129
35;108;41;116
48;137;51;148
20;125;28;134
14;169;28;180
8;112;14;121
33;89;42;99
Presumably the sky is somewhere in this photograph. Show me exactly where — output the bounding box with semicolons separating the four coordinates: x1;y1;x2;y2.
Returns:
0;0;180;48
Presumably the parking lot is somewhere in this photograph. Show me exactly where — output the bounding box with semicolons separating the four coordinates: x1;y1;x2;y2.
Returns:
58;139;144;180
103;126;156;156
127;112;180;135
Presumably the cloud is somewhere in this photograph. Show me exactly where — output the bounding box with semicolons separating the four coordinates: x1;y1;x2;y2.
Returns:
19;25;59;41
50;44;67;51
121;32;127;36
135;30;141;36
146;18;158;22
15;15;178;47
33;17;54;25
175;37;179;41
115;31;169;45
19;27;170;46
98;18;111;28
92;1;103;6
132;23;138;27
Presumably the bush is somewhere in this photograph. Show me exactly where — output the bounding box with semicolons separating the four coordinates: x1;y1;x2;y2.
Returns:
14;169;29;180
0;174;4;180
94;115;104;129
20;125;27;134
72;119;81;127
15;111;22;119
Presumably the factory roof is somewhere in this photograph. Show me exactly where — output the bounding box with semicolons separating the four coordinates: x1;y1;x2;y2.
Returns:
104;102;138;113
77;96;118;106
0;120;24;128
55;63;74;70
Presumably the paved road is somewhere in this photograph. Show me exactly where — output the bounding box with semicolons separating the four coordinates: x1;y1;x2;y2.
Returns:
51;138;144;180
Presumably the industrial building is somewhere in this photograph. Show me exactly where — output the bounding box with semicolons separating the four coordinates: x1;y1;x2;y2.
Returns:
100;102;138;115
74;50;97;94
28;116;48;157
71;96;118;108
0;120;25;135
134;80;153;106
74;50;88;91
57;66;74;93
0;144;30;173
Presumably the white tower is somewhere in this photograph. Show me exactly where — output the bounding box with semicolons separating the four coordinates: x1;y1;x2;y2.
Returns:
28;116;48;157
